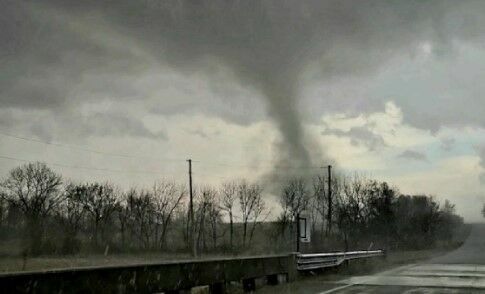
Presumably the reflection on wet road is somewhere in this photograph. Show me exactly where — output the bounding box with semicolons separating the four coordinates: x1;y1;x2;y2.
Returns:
321;224;485;293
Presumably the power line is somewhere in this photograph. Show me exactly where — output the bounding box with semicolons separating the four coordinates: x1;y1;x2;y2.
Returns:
192;171;328;183
0;154;328;187
0;130;327;170
0;155;176;175
196;161;323;170
0;131;185;162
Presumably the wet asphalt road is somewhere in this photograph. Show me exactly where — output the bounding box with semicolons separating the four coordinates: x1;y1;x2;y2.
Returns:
427;224;485;265
314;224;485;293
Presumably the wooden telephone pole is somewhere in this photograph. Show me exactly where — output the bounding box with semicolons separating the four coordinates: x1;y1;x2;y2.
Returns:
187;159;197;257
327;165;332;235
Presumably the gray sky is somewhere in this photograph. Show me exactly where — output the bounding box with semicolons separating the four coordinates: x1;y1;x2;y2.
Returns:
2;0;485;221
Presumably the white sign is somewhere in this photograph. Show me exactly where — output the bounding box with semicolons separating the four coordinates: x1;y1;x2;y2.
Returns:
299;212;311;243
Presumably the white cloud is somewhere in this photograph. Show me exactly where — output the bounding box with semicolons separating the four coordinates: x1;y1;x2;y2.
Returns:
380;155;484;222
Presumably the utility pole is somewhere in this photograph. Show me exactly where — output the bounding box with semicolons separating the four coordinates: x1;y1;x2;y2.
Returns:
187;159;197;257
327;165;332;235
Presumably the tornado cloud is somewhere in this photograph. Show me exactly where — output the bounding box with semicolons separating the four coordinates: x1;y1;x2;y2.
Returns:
129;0;332;171
3;0;485;176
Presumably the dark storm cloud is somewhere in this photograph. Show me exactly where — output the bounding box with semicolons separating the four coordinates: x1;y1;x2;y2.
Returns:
441;137;456;152
0;109;164;142
0;1;137;109
0;111;14;129
147;71;265;126
83;113;167;140
322;126;386;151
29;123;54;142
2;0;485;169
397;150;428;162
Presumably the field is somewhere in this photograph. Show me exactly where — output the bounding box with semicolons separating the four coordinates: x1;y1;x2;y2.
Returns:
0;248;451;274
0;225;470;273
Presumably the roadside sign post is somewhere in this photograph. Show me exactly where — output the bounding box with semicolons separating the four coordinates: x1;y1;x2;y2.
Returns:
299;212;311;243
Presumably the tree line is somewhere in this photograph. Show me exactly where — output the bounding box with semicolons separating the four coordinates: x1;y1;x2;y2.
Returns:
0;162;463;257
272;175;463;252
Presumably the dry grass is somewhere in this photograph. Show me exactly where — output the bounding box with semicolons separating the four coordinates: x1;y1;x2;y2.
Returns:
0;252;220;273
0;247;453;273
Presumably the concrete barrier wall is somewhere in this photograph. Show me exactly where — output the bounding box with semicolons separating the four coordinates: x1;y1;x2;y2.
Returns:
0;254;295;293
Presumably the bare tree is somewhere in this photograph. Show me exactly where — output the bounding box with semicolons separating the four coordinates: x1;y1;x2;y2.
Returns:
312;175;327;238
195;187;208;251
238;181;263;247
335;185;357;249
0;193;6;230
116;189;136;249
220;181;237;250
126;189;154;249
58;183;87;253
206;191;222;250
78;182;119;248
277;177;309;248
335;175;368;249
335;175;392;249
280;178;309;221
192;186;218;252
172;204;190;250
152;181;186;249
0;162;62;254
248;194;267;246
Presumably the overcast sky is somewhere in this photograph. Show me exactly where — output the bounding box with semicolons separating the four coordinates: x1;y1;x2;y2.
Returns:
2;0;485;221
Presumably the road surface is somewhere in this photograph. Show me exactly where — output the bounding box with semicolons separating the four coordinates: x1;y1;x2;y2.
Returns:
260;224;485;293
317;224;485;293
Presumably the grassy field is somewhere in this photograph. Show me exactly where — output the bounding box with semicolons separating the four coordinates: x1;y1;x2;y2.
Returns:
0;224;470;273
0;252;215;273
0;242;465;273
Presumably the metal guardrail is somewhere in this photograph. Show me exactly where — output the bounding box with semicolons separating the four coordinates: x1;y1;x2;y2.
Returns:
297;250;385;271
